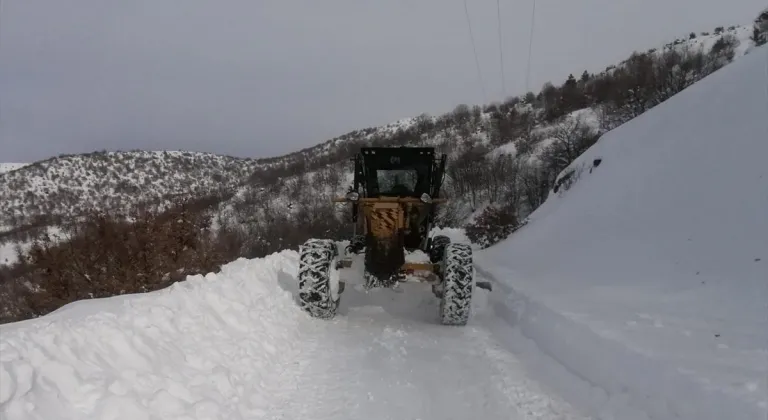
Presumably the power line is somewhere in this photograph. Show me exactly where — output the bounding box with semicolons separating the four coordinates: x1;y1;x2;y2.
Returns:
524;0;537;94
496;0;506;99
463;0;487;103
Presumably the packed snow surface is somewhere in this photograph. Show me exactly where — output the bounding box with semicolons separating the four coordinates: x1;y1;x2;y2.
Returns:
479;45;768;420
0;250;588;420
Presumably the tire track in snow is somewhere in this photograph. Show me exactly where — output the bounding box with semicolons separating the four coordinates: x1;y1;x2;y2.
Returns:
1;253;589;420
266;271;591;420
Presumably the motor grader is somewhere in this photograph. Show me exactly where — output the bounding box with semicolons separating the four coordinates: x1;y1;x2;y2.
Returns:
296;146;478;326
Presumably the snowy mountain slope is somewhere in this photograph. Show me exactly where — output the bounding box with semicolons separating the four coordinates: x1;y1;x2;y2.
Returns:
478;44;768;420
0;163;29;175
251;24;756;175
0;151;260;227
212;24;758;233
654;24;753;60
0;24;754;242
0;250;589;420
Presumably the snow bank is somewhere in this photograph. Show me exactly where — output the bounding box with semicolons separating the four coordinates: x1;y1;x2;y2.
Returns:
430;227;471;245
480;45;768;420
0;250;304;420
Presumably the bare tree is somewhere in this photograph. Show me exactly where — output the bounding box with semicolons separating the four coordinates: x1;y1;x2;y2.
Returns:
540;116;600;184
519;163;552;215
752;7;768;46
485;153;521;205
446;144;489;208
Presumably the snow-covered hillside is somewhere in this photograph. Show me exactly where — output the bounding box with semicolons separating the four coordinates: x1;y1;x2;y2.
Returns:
0;151;261;226
0;24;756;242
657;24;753;57
479;44;768;420
0;164;29;174
212;23;758;235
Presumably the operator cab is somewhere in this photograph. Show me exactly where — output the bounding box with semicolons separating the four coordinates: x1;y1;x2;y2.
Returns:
350;147;447;250
355;147;436;198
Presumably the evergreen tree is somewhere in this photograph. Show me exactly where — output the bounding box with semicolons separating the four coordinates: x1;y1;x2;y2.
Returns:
753;7;768;46
753;26;767;46
565;74;576;87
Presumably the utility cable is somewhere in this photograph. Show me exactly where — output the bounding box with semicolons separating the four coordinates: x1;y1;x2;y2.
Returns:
524;0;537;94
463;0;487;103
496;0;506;99
761;41;768;420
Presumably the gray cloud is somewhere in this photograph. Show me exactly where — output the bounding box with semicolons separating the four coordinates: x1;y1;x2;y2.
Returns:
1;0;764;162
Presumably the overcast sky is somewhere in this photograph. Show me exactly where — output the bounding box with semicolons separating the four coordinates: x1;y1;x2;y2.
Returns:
0;0;764;162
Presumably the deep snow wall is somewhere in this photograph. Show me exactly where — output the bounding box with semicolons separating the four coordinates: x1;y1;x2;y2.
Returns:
480;45;768;420
0;251;305;420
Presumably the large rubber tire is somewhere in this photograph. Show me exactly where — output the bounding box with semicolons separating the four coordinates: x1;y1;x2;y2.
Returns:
439;243;474;326
297;239;339;319
429;235;451;263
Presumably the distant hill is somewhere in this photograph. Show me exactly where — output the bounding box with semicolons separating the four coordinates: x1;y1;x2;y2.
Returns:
0;151;261;227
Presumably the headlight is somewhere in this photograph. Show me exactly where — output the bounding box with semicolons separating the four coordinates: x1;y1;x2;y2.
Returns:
420;193;432;203
346;191;360;201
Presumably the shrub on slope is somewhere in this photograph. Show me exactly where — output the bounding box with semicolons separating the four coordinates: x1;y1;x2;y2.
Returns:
0;197;240;323
752;6;768;45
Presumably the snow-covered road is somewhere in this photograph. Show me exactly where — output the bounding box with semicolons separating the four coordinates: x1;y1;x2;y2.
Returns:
269;268;586;420
0;251;588;420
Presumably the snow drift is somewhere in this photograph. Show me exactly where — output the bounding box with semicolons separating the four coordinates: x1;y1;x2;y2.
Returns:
479;45;768;419
0;251;305;420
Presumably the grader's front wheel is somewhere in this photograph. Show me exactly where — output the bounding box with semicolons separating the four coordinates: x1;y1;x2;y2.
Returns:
439;243;474;326
429;235;451;263
297;239;340;319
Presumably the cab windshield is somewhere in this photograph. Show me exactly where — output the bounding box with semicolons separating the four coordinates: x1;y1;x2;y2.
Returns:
377;169;419;196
